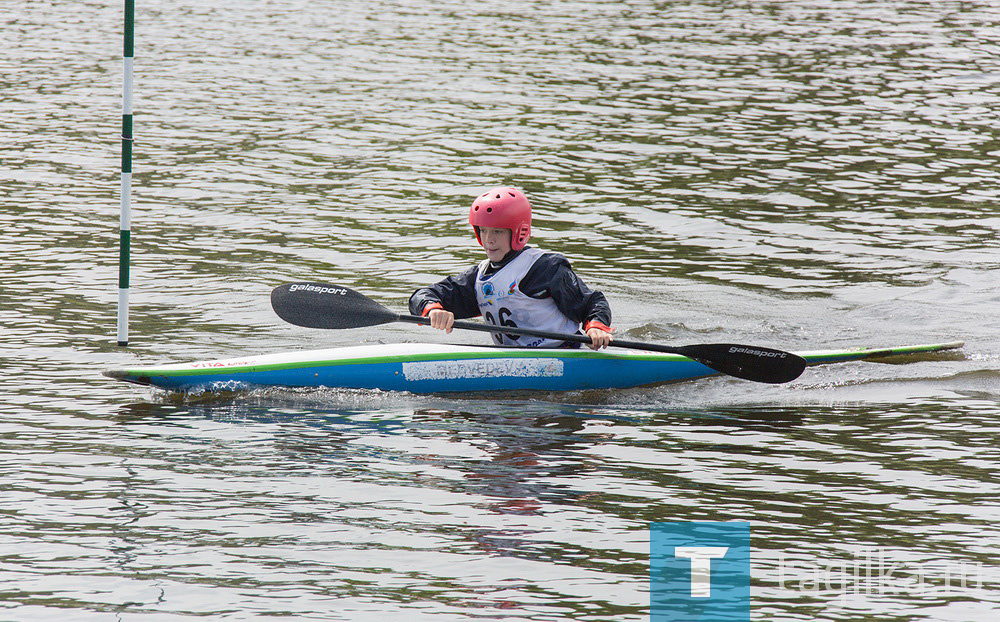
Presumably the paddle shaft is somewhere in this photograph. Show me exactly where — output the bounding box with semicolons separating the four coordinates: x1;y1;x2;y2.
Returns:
399;314;701;356
270;282;807;383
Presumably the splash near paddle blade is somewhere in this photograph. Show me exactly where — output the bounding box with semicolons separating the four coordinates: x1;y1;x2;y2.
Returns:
271;282;399;329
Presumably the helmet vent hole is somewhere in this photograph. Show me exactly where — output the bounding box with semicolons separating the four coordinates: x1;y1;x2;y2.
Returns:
486;207;493;213
508;192;516;197
495;194;501;199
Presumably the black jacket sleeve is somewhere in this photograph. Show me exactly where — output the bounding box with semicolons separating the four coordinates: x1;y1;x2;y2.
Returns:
518;253;612;328
408;264;482;319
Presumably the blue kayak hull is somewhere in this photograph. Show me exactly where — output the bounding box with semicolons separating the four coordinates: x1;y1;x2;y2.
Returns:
104;341;964;394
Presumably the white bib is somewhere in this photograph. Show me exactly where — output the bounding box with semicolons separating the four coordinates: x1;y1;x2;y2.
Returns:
475;247;580;347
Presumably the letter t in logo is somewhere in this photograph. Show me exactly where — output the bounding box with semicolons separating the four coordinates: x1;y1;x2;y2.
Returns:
674;547;729;597
650;523;750;620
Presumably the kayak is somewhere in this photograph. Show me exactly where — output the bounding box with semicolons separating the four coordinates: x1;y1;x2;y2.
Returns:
103;341;964;394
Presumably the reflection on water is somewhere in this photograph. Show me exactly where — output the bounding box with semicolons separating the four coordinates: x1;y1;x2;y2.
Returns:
3;0;999;619
93;396;1000;620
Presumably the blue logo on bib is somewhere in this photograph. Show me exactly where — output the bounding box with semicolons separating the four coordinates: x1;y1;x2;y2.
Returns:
482;282;494;297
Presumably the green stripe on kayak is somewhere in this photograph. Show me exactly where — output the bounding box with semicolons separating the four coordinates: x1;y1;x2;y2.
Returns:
106;348;691;379
797;341;964;365
105;341;964;382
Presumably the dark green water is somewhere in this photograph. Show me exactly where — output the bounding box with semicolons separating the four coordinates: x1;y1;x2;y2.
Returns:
2;1;998;619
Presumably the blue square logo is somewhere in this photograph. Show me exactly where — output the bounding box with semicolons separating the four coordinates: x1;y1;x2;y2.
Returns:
651;522;753;621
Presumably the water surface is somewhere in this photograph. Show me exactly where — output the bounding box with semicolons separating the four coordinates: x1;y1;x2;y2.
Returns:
2;1;998;619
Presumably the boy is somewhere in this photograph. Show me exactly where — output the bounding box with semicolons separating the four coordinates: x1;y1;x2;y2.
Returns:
408;187;613;350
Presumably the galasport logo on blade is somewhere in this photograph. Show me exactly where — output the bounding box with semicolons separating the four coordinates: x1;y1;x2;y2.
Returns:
729;346;787;359
289;284;348;295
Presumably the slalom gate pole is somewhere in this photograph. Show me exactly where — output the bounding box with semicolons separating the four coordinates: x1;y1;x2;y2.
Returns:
117;0;134;346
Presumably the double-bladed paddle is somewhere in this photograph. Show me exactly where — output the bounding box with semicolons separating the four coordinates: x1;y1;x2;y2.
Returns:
270;282;807;384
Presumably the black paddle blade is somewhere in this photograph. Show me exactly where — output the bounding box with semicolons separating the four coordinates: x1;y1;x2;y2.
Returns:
675;343;807;384
270;282;398;329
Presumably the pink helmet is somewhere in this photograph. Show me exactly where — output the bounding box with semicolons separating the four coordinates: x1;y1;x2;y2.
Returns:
469;187;531;251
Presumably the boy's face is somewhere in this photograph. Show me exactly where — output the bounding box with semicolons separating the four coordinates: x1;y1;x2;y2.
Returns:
479;227;512;263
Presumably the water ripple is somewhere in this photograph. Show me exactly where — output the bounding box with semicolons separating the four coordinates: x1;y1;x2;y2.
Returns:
3;1;999;619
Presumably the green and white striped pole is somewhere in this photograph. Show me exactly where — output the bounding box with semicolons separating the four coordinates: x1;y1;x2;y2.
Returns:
117;0;134;346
